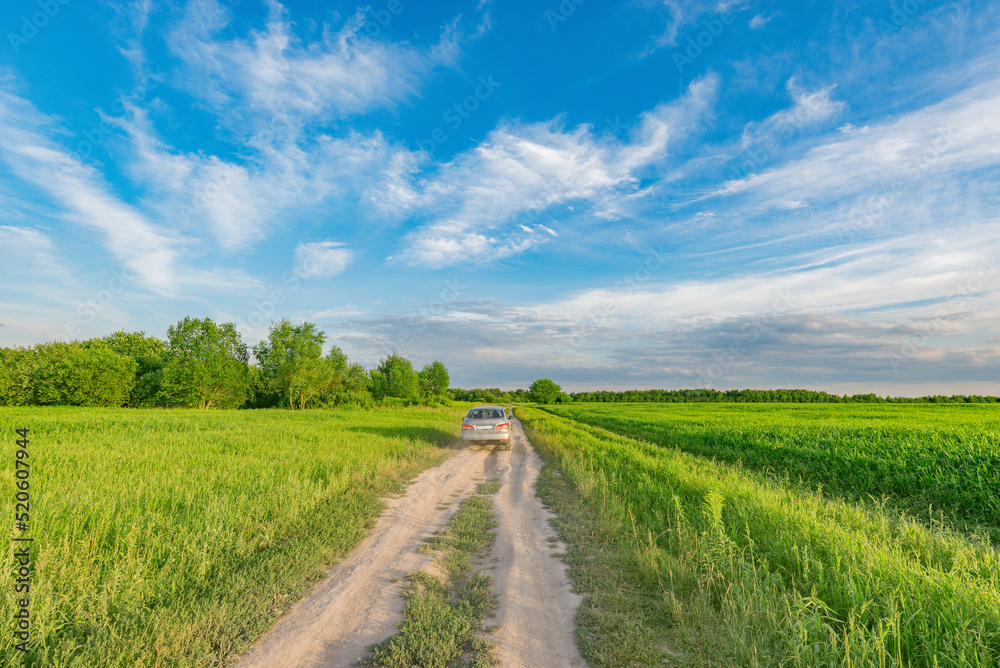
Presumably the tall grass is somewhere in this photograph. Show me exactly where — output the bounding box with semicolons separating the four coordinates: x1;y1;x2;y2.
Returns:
543;402;1000;538
0;405;464;667
520;406;1000;667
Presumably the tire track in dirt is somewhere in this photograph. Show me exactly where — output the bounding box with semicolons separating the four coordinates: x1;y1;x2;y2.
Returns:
236;417;583;668
483;417;585;667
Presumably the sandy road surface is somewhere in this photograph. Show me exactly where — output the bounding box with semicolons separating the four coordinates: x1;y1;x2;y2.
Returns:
236;417;584;668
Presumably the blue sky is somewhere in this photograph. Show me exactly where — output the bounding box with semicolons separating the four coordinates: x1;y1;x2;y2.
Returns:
2;0;999;394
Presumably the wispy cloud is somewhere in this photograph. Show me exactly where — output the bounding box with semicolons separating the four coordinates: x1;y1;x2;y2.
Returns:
748;13;775;30
112;102;417;250
718;76;1000;204
0;82;182;294
101;0;154;73
167;0;460;129
399;74;720;266
0;79;259;296
640;0;745;58
738;78;847;149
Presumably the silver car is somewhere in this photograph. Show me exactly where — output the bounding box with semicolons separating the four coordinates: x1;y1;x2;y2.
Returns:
461;405;511;450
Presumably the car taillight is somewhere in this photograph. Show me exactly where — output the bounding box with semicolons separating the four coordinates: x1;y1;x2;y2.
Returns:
462;424;475;430
496;423;508;430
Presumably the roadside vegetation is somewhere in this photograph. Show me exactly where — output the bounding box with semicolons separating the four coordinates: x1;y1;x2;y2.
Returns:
0;405;465;667
519;405;1000;667
364;480;501;668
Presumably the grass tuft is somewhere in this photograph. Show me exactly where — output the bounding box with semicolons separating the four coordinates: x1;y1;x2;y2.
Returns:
477;479;501;495
363;484;501;667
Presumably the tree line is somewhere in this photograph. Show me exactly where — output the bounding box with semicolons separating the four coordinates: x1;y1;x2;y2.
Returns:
450;379;572;405
451;385;1000;405
0;317;451;409
566;388;1000;404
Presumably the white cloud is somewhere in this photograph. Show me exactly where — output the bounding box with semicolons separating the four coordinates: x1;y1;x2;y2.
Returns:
737;78;847;150
533;226;1000;335
748;13;774;30
111;103;416;250
400;75;720;266
641;0;742;57
294;241;353;278
311;305;369;319
102;0;154;73
0;80;262;297
720;76;1000;203
342;226;1000;387
0;84;182;294
398;122;620;266
167;0;459;127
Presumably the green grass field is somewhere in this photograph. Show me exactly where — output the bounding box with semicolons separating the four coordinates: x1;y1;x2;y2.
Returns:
520;403;1000;667
0;405;465;667
7;401;1000;667
544;402;1000;540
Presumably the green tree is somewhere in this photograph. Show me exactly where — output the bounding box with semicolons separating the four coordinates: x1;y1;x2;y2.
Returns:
32;341;137;407
418;360;450;398
305;347;354;408
161;317;249;409
93;330;166;359
371;353;419;401
0;347;35;406
290;347;348;410
243;365;279;409
130;358;165;408
254;320;344;409
90;331;166;407
528;378;562;404
335;362;374;406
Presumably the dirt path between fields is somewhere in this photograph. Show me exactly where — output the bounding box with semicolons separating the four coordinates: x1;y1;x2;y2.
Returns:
235;417;585;668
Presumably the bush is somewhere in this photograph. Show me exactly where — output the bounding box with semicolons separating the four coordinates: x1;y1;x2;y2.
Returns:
33;342;137;407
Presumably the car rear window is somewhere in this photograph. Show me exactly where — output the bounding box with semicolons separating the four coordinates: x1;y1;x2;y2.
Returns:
469;409;503;419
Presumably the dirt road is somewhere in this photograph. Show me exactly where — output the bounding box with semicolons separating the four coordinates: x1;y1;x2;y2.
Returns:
236;417;584;668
